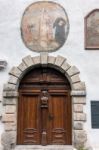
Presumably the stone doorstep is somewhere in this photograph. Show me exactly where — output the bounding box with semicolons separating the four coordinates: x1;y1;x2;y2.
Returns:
14;145;73;150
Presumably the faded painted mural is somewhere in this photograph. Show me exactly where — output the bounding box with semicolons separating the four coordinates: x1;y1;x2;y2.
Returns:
21;1;69;52
85;9;99;49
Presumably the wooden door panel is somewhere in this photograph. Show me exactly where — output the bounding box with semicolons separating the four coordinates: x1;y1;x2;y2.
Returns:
48;94;67;145
17;94;41;145
17;67;72;145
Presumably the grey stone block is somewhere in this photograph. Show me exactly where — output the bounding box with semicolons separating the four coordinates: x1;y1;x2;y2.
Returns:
73;97;86;104
1;131;16;150
8;75;19;85
74;104;83;112
2;114;16;123
9;67;22;78
33;56;40;65
72;82;86;90
71;74;80;83
55;55;66;67
40;52;48;65
74;130;87;148
18;62;27;72
3;84;17;91
5;105;16;114
71;90;86;96
22;55;34;67
74;121;84;130
74;113;86;121
67;66;80;76
61;60;71;71
4;123;16;131
3;98;17;105
3;91;18;98
48;56;56;64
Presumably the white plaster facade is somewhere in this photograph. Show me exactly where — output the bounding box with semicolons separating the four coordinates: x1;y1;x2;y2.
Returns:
0;0;99;149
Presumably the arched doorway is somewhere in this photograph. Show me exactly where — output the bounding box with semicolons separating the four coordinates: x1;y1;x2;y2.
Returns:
1;54;87;150
17;67;72;145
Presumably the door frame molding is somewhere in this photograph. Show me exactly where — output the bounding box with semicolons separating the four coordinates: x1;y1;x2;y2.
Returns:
1;53;87;149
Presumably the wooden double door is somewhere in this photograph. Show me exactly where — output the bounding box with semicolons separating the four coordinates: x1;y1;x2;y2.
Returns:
17;67;72;145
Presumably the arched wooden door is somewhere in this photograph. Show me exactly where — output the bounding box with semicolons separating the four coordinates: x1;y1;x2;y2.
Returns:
17;67;72;145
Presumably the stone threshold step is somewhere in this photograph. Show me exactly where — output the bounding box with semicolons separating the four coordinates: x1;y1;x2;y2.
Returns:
15;145;73;150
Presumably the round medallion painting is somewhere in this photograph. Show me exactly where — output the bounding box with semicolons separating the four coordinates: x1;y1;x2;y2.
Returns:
21;1;69;52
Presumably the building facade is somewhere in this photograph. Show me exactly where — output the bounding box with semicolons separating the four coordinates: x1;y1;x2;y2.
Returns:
0;0;99;149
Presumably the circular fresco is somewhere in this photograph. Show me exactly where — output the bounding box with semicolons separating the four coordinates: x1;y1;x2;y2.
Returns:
21;1;69;52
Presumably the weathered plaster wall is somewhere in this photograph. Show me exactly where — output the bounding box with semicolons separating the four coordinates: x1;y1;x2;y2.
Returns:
0;0;99;149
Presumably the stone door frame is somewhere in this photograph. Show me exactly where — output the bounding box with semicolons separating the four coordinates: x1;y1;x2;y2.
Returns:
1;53;87;150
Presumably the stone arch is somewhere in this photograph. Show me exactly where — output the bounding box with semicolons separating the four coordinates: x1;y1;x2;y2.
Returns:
1;53;87;150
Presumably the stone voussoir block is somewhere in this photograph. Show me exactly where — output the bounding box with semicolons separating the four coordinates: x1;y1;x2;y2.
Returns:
67;66;80;77
8;75;19;85
3;83;17;91
3;98;17;105
74;113;86;121
3;91;18;98
48;56;56;64
5;105;16;114
61;60;71;71
73;97;86;104
2;114;16;123
72;82;86;90
40;52;48;65
74;121;84;130
9;67;22;78
55;55;66;67
18;62;27;72
33;56;40;65
71;74;80;83
22;55;34;67
74;104;83;112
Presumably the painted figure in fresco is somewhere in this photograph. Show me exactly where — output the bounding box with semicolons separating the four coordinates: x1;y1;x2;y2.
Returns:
53;18;66;46
39;8;53;48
